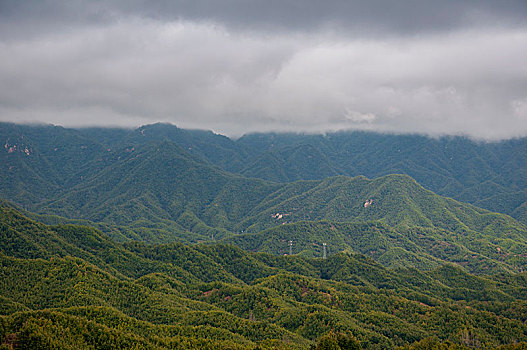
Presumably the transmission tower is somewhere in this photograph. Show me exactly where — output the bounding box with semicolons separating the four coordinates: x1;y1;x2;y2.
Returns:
322;243;327;259
289;240;293;255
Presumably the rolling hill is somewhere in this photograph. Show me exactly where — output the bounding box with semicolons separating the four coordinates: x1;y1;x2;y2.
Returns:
21;144;527;273
3;122;527;224
1;206;527;349
2;122;527;274
236;132;527;223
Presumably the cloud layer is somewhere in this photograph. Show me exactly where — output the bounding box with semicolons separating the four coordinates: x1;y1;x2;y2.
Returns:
1;1;527;139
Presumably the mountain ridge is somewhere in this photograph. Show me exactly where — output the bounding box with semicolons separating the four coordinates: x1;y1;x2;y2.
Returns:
3;122;527;224
1;206;527;348
2;122;527;274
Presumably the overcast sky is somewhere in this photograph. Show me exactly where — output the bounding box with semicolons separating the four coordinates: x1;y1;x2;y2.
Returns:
1;0;527;139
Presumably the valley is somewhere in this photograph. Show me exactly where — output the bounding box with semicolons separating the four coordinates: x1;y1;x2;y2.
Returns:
1;122;527;348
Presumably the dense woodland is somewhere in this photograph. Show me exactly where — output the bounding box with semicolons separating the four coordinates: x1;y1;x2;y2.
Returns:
2;122;527;223
1;206;527;349
2;122;527;348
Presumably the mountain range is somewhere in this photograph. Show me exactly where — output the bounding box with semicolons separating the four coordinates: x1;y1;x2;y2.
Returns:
3;122;527;223
2;122;527;274
2;122;527;348
1;205;527;348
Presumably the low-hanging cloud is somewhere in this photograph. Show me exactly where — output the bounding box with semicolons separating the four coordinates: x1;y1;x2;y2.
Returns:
1;1;527;139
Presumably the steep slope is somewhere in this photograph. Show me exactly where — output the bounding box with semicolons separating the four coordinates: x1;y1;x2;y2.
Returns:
2;123;527;274
240;143;343;182
0;122;251;212
225;219;527;274
36;140;279;242
1;207;527;349
0;123;108;205
234;174;527;236
237;132;527;223
222;175;527;273
3;122;527;223
0;206;246;284
19;146;527;273
77;122;250;172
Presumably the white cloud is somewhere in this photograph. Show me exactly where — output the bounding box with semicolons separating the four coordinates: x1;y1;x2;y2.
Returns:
1;17;527;139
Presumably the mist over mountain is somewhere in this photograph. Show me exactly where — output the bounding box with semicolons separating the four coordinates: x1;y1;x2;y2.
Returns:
3;0;527;347
2;121;527;348
2;122;527;272
3;122;527;222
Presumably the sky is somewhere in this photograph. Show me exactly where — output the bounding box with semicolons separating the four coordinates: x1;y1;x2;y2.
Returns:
1;0;527;139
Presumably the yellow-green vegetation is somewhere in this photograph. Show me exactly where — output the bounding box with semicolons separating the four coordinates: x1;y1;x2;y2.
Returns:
2;123;527;275
2;122;527;348
1;207;527;349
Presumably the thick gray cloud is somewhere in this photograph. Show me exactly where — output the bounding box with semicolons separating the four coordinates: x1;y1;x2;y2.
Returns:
1;0;527;139
3;0;527;37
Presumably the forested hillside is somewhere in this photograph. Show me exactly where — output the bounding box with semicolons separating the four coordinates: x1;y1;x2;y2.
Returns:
236;132;527;225
2;122;527;275
1;206;527;349
2;123;527;348
3;0;527;348
3;122;527;224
